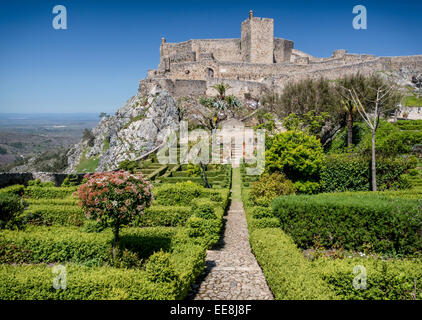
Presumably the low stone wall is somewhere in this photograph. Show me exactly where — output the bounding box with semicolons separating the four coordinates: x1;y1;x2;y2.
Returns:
0;172;87;188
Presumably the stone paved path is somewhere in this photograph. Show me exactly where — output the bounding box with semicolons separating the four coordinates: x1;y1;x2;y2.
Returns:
188;169;273;300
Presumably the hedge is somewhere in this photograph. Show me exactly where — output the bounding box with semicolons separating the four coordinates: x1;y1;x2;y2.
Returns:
321;154;415;192
250;217;280;229
0;226;176;265
312;257;422;300
25;186;78;199
0;236;205;300
0;185;25;196
272;194;422;255
135;206;192;227
153;182;204;206
250;228;337;300
25;204;86;227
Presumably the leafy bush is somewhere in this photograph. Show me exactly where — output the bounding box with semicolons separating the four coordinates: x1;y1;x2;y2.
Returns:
272;194;422;255
145;251;178;283
0;193;25;229
265;131;324;183
250;172;295;203
293;181;321;195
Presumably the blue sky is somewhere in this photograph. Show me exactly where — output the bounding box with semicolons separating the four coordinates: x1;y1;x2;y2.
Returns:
0;0;421;114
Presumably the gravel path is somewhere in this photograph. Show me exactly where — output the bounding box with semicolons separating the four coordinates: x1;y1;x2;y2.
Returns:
188;169;273;300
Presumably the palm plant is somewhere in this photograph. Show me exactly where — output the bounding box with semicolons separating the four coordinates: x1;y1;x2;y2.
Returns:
212;83;232;100
341;99;357;147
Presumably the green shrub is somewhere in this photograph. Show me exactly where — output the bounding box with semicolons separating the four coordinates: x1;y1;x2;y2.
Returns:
0;185;25;196
154;182;204;206
265;131;324;182
293;180;321;194
145;251;178;283
250;172;295;203
0;193;25;229
272;194;422;255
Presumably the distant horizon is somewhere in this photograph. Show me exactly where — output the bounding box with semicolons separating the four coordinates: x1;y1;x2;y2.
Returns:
1;0;421;114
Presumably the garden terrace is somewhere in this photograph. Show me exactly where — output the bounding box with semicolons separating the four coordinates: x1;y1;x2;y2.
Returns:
0;173;231;300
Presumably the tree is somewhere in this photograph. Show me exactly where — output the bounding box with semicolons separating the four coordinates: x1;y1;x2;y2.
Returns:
77;171;154;258
99;112;108;118
343;76;401;191
341;99;357;147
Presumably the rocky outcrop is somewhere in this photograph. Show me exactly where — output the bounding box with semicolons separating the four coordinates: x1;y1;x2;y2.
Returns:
65;90;179;173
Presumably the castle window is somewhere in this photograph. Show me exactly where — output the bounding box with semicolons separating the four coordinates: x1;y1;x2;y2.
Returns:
207;68;214;78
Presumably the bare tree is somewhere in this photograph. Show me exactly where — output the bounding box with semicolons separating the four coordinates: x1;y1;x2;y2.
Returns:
343;78;400;191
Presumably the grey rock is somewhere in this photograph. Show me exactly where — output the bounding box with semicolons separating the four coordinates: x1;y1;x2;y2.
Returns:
65;89;179;173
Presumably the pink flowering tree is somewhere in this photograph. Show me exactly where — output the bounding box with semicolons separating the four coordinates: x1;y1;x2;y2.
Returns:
77;170;154;257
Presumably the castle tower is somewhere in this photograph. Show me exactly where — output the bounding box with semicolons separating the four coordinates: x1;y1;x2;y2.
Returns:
241;10;274;64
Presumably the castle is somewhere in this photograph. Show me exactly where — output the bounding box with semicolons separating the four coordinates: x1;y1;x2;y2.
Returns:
139;11;422;100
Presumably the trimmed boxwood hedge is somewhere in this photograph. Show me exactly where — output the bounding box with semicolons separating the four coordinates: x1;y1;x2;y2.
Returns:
0;226;176;264
25;186;78;199
250;228;337;299
0;235;205;300
136;206;192;227
272;194;422;255
312;257;422;300
25;204;86;226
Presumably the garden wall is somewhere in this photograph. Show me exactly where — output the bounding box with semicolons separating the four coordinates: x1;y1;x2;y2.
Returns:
0;172;87;188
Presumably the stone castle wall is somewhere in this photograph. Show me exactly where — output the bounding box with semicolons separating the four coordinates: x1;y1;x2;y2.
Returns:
143;12;422;101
